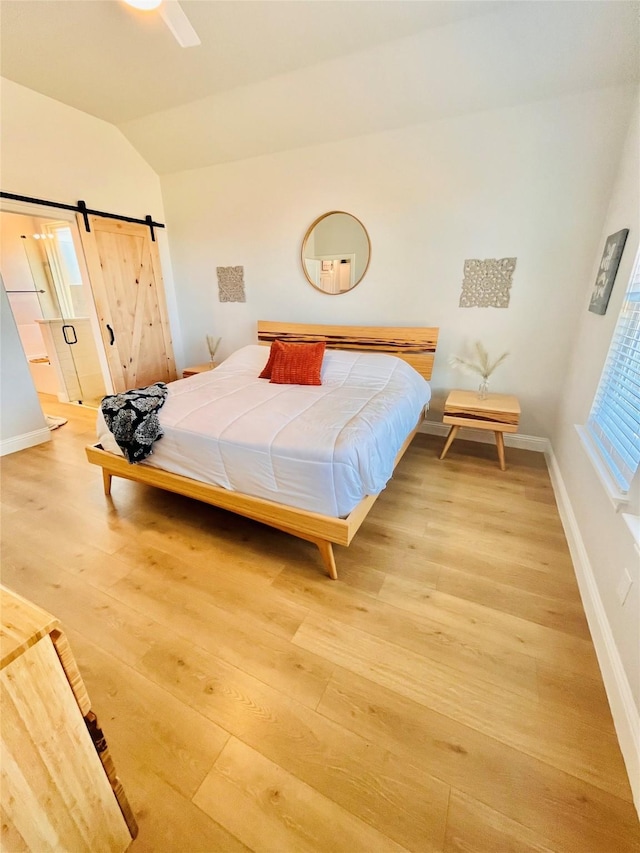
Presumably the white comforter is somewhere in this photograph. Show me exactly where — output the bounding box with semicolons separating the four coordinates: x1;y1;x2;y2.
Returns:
97;345;430;517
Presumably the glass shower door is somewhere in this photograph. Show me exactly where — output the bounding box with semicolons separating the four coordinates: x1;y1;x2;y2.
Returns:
21;219;106;406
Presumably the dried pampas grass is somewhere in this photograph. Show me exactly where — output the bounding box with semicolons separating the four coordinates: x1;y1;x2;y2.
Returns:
449;342;509;380
206;335;222;361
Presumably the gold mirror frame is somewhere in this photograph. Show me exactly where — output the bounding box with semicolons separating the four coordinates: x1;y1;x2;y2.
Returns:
301;211;371;295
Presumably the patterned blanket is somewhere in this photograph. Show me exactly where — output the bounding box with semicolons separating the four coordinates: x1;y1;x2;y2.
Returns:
100;383;168;464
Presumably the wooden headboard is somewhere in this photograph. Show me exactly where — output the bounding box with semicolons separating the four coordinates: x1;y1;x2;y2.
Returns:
257;321;439;380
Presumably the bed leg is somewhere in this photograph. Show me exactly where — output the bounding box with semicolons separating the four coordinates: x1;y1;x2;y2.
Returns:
317;540;338;580
102;469;112;496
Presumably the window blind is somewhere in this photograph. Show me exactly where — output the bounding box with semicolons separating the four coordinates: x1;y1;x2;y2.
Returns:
588;252;640;493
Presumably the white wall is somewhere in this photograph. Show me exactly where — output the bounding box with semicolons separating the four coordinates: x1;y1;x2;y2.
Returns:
1;79;169;228
550;100;639;798
0;281;48;450
0;78;184;449
161;86;635;437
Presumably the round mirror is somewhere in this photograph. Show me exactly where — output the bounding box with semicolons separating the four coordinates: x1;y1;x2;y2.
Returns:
301;211;371;295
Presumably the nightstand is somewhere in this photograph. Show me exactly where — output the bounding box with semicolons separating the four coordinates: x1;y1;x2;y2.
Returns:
439;389;520;471
182;362;217;378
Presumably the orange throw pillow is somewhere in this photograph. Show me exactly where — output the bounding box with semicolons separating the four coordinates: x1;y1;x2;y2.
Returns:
269;340;326;385
258;340;284;379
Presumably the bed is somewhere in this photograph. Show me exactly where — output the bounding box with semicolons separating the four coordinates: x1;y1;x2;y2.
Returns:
86;321;439;579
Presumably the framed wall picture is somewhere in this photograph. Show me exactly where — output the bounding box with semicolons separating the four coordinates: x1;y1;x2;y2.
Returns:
589;229;629;315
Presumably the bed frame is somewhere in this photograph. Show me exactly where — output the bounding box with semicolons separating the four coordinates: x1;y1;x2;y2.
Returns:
86;322;438;580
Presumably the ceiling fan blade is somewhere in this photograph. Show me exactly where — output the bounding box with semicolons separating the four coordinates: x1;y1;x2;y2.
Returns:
160;1;201;48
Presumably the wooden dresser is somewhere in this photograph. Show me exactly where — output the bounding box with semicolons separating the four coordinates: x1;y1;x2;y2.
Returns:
0;586;137;852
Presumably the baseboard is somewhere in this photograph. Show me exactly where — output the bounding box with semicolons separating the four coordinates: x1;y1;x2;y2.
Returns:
0;426;51;457
419;420;550;453
547;447;640;815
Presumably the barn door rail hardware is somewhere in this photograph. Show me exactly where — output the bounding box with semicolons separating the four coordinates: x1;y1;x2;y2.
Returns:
0;191;165;241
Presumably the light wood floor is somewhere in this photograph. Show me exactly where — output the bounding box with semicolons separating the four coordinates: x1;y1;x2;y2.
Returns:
2;396;639;853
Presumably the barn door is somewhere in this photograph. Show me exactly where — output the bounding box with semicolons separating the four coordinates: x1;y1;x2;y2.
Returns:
76;215;177;393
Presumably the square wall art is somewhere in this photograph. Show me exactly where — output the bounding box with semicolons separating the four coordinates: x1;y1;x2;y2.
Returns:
459;258;516;308
217;266;246;302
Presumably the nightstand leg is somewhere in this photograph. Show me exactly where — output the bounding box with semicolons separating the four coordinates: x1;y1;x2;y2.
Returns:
495;431;506;471
440;425;459;460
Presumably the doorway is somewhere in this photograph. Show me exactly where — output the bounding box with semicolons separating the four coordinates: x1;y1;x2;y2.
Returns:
1;210;109;410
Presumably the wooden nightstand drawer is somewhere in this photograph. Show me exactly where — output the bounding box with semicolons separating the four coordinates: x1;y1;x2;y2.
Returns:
182;362;217;378
443;390;520;431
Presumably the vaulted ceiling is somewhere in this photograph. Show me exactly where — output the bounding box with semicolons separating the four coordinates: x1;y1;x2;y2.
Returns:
1;0;638;174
